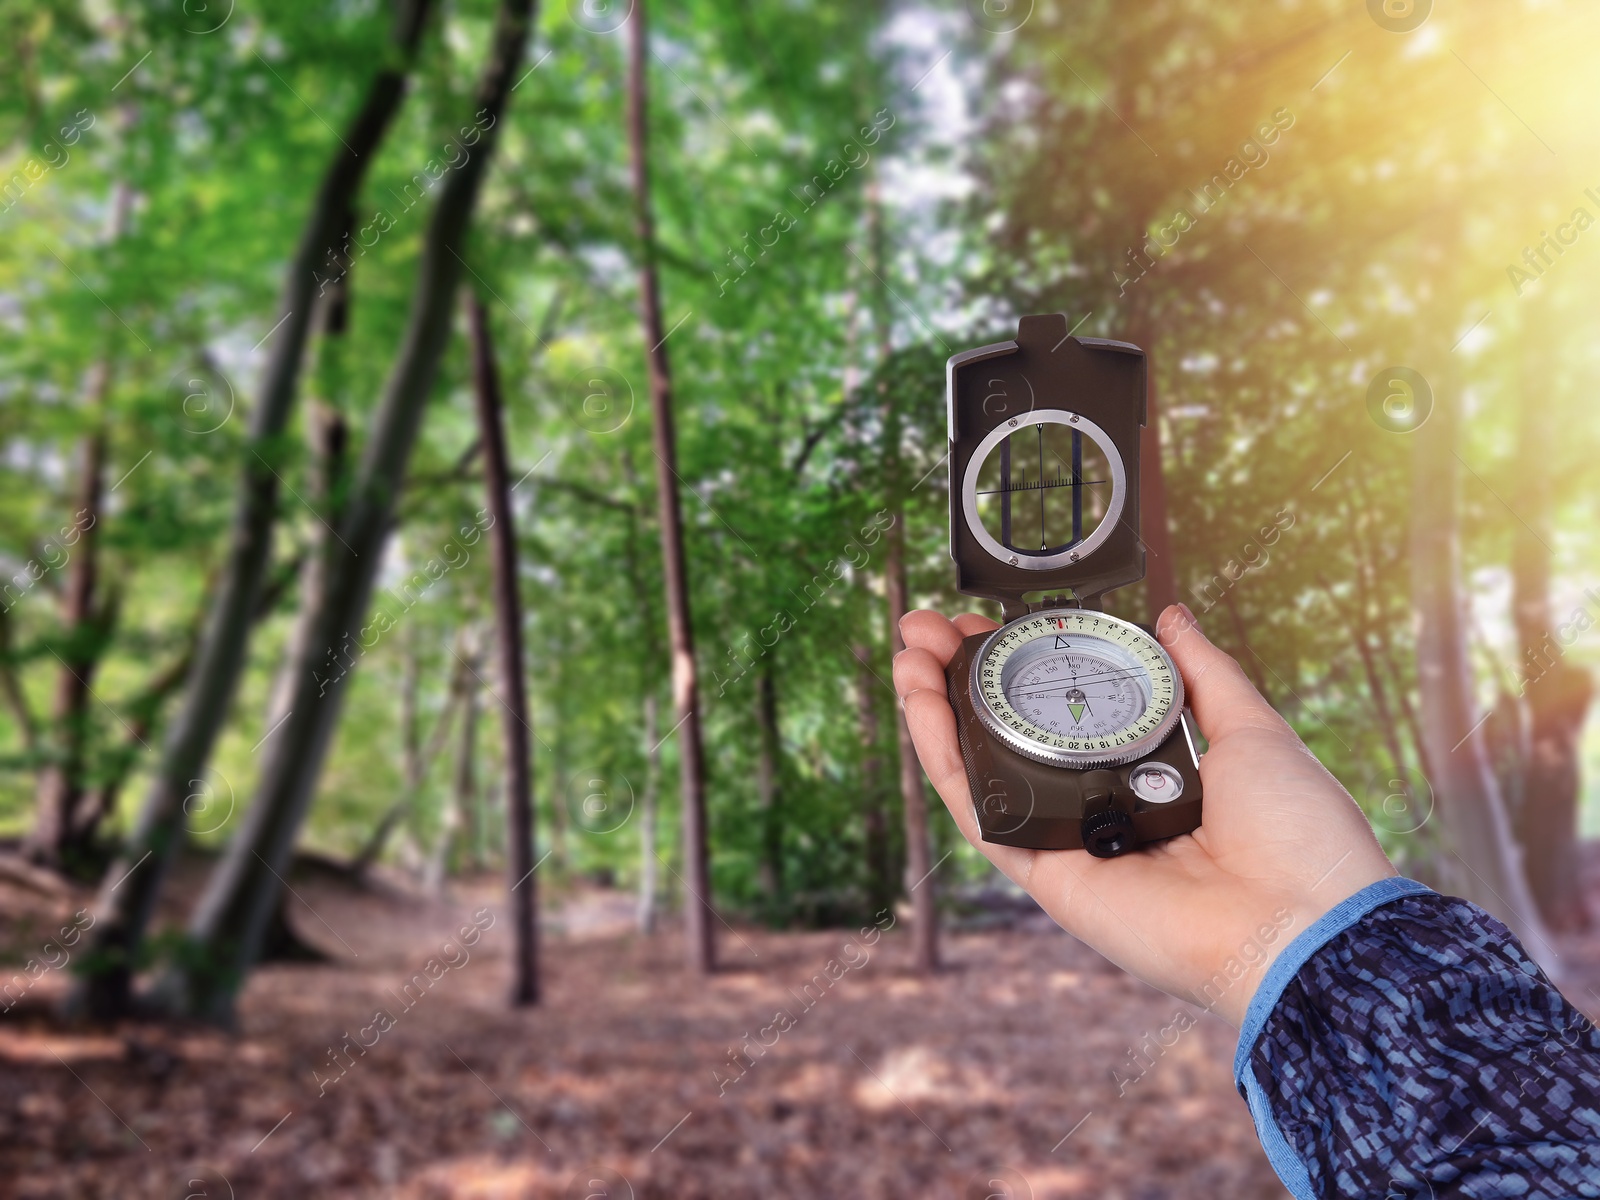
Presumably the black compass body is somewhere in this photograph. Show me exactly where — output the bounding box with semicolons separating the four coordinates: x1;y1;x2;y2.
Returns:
943;314;1203;856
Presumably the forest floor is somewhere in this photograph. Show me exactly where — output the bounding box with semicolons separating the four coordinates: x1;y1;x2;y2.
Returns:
4;851;1600;1200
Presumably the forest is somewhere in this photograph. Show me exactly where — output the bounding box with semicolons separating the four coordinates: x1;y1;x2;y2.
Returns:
2;0;1599;1196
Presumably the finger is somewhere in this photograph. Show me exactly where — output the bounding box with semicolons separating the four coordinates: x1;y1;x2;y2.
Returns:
893;646;948;699
900;688;972;818
1155;604;1289;743
898;609;963;664
901;687;1038;887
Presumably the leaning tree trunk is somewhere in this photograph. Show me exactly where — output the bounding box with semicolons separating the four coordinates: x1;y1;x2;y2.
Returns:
151;0;532;1024
627;0;715;974
68;0;435;1022
1509;312;1592;931
1411;379;1559;972
466;292;540;1006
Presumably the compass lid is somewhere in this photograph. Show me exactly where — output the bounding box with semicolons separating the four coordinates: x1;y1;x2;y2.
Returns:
947;313;1147;618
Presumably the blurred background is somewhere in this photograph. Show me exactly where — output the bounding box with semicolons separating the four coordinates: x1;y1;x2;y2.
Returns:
3;0;1599;1196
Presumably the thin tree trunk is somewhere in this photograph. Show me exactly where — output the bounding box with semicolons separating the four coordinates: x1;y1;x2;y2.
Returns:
151;1;532;1024
401;614;423;788
1412;382;1559;971
466;292;540;1005
1137;346;1178;623
868;171;937;972
754;663;782;910
548;656;569;871
27;415;107;868
853;643;893;917
887;531;938;971
0;607;38;759
425;626;480;895
28;176;132;869
70;0;434;1021
71;637;198;844
637;690;660;934
1348;472;1432;781
351;655;462;880
1316;572;1412;787
1509;314;1591;931
627;0;714;974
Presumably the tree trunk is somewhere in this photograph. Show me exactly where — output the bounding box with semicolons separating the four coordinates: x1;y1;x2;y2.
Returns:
1509;316;1592;931
350;647;462;880
1411;382;1559;971
149;0;532;1024
637;690;661;934
0;607;39;761
28;176;133;870
1138;348;1178;624
853;643;893;918
627;0;714;974
425;626;480;896
547;658;569;871
69;0;435;1021
754;663;783;911
887;527;939;972
868;171;937;972
265;403;348;731
27;415;108;870
466;292;540;1005
71;635;199;847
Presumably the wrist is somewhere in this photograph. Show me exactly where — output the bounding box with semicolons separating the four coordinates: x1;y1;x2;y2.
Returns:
1226;876;1430;1035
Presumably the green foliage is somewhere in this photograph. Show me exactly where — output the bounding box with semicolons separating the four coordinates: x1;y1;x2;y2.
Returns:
4;0;1597;922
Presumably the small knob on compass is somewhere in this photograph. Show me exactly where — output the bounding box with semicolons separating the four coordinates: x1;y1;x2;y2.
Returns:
1081;808;1135;859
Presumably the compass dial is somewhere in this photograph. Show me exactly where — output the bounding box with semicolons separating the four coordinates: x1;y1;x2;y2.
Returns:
970;609;1183;768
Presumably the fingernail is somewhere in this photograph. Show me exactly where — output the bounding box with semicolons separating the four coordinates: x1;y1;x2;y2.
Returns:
1177;602;1197;626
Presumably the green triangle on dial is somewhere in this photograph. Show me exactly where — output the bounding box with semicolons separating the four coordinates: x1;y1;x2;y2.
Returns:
1067;701;1087;724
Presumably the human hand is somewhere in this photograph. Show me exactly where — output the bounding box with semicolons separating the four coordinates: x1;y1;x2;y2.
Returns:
892;603;1395;1026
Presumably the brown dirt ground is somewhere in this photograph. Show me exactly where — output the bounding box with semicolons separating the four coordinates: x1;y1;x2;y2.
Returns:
4;850;1599;1200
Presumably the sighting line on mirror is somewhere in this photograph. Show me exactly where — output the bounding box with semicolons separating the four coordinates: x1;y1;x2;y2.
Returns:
977;476;1108;495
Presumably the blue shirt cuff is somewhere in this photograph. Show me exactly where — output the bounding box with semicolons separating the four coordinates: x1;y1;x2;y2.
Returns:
1232;875;1434;1085
1230;876;1434;1200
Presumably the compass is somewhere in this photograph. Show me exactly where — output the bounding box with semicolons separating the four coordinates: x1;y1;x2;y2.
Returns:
943;314;1202;856
971;609;1183;768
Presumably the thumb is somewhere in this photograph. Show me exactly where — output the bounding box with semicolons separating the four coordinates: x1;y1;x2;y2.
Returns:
1155;604;1288;743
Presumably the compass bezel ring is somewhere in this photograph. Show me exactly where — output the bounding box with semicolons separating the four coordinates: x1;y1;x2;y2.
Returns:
959;408;1128;571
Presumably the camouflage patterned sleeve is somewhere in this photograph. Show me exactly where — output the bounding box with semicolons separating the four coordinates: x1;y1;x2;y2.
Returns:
1233;877;1600;1199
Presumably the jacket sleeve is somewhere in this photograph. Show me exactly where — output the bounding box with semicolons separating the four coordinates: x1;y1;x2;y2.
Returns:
1235;877;1600;1199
